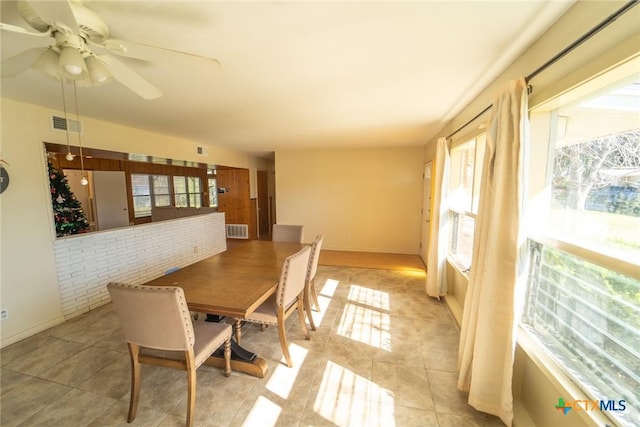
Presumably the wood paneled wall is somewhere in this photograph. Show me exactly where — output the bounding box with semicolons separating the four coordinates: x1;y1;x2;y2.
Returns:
249;199;258;240
216;168;256;239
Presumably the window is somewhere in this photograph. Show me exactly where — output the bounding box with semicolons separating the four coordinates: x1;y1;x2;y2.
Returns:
132;172;206;217
448;134;485;271
131;174;171;218
208;177;218;208
131;174;151;218
152;175;171;208
173;176;202;208
188;176;202;208
523;72;640;427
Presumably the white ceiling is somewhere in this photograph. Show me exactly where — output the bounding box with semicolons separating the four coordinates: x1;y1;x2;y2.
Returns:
1;1;575;159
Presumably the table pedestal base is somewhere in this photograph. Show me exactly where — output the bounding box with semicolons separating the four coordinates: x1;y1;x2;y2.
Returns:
204;355;269;378
206;331;269;378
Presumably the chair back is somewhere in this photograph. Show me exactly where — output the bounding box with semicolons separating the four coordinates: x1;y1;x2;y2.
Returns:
107;282;195;351
272;224;304;243
277;246;311;307
307;234;324;282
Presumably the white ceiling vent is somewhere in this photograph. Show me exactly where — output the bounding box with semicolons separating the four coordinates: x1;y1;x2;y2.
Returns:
51;115;83;134
196;146;208;156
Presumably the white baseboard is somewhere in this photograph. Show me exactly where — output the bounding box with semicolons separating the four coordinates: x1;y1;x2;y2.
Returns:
1;315;65;349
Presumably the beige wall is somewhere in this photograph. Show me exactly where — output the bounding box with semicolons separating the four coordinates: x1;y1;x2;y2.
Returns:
0;100;65;345
0;98;271;346
275;147;424;253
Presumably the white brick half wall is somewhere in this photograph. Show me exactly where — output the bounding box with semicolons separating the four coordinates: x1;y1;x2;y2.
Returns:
53;213;227;319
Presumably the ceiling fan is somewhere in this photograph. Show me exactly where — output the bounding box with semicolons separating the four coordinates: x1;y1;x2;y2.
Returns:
0;0;220;100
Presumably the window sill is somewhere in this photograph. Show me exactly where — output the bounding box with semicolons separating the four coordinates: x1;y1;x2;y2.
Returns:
446;255;470;280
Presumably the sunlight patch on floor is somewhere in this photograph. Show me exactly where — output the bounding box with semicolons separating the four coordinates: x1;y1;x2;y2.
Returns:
337;303;391;351
314;360;393;427
319;278;340;297
348;285;390;311
317;294;332;312
399;268;427;278
241;395;281;427
267;343;307;399
308;294;332;328
308;277;340;329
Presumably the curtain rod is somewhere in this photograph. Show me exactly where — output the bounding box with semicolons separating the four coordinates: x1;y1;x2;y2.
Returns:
446;0;639;141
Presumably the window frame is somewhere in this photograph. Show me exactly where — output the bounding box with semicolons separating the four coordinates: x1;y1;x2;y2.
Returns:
208;176;218;208
131;173;172;218
173;175;203;208
447;134;486;272
131;172;208;218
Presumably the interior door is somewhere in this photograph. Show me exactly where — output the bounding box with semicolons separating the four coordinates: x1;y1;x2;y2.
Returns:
257;170;269;235
421;161;433;264
93;170;129;230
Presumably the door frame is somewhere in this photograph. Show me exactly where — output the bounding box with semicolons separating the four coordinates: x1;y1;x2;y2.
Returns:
421;161;433;265
257;169;270;236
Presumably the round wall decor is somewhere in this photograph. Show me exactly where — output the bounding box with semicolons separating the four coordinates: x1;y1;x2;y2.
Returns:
0;167;9;194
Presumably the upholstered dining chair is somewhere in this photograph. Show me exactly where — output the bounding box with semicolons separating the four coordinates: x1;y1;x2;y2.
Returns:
107;282;232;427
272;224;304;243
244;245;311;367
304;234;324;331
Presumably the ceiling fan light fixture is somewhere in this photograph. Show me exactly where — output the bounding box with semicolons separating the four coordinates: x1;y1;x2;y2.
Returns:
85;55;112;85
59;46;87;78
73;77;97;88
33;48;61;79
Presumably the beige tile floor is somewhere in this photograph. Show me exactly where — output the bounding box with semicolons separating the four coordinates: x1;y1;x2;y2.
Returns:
1;265;504;426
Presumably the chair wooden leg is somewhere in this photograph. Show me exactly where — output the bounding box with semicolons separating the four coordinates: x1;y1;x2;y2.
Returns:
127;343;141;423
277;314;293;367
223;338;231;377
296;297;310;340
185;350;197;427
310;278;321;312
304;280;317;331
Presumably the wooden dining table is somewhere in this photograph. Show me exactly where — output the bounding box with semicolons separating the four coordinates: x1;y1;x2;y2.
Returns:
143;240;307;378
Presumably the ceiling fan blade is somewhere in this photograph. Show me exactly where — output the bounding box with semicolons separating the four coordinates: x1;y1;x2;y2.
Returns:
94;38;221;68
1;47;47;77
0;22;52;37
20;0;79;34
100;55;162;100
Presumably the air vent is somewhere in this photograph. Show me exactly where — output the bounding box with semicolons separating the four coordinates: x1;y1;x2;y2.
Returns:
51;115;83;134
196;146;208;156
226;224;249;239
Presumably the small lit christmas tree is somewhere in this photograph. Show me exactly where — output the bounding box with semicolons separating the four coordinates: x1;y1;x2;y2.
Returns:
47;159;90;237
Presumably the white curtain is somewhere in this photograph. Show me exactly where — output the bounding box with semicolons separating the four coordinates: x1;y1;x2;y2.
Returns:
457;78;528;426
425;137;450;298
